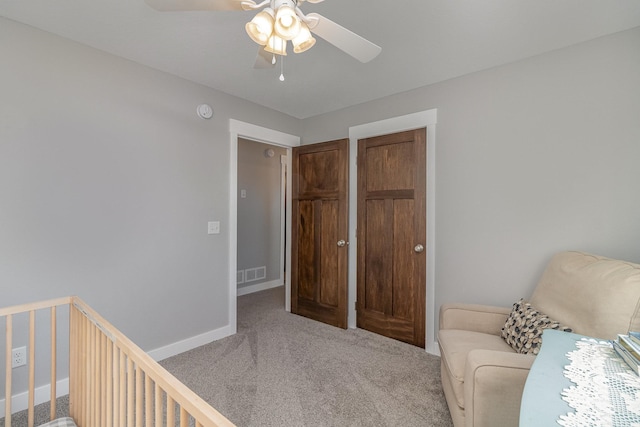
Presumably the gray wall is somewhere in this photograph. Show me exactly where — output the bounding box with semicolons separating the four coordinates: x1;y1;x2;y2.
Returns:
0;16;300;360
301;27;640;319
1;13;639;393
237;139;287;288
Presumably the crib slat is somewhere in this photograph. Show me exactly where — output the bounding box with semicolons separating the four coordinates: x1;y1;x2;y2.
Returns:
88;321;93;426
74;312;81;425
83;311;90;426
28;310;35;427
119;350;126;427
98;326;104;426
50;306;57;421
180;407;188;427
90;318;95;426
127;357;134;427
100;326;105;426
101;333;107;426
136;365;143;427
94;329;98;426
5;314;13;427
83;312;88;425
97;330;102;426
145;374;152;425
106;338;113;427
155;383;163;427
69;306;77;422
167;395;175;427
113;345;120;426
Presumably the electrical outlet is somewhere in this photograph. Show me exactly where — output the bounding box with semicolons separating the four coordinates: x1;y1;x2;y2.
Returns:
12;346;26;368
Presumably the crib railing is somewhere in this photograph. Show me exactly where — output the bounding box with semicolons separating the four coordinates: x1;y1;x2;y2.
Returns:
1;296;235;427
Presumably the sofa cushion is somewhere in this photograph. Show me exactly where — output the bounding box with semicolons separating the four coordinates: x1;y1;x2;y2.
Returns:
530;251;640;340
438;329;515;409
501;299;572;355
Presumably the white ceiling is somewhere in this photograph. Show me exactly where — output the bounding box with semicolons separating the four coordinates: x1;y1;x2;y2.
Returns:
2;0;640;119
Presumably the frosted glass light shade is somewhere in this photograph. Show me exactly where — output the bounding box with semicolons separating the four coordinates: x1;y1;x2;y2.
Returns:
265;34;287;56
245;9;275;45
292;23;316;53
274;5;301;40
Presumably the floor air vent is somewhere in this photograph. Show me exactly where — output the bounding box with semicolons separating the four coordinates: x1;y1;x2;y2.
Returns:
242;266;266;283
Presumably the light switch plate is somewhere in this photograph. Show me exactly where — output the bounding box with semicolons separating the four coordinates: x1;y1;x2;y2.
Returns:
208;221;220;235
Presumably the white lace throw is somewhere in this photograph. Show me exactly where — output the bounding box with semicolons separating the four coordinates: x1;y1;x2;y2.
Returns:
558;338;640;427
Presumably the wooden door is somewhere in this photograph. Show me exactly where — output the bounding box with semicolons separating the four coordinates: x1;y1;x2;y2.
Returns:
291;139;349;329
356;128;426;347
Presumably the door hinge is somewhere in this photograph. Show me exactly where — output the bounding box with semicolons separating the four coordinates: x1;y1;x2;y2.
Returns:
354;301;358;311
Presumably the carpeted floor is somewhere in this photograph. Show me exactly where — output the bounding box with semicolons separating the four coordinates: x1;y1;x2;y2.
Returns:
160;286;453;427
0;395;69;427
3;286;453;427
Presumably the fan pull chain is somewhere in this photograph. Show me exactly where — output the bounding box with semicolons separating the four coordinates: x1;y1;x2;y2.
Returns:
279;56;285;81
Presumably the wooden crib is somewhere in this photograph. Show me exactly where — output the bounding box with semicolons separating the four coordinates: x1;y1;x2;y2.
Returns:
1;296;235;427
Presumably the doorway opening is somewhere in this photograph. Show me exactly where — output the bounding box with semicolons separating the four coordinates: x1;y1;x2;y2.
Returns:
237;138;287;297
228;120;300;335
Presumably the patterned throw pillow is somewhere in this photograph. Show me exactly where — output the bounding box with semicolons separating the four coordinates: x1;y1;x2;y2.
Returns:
501;299;572;355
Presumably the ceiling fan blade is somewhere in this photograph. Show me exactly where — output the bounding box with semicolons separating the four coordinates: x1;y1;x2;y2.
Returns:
305;13;381;63
254;47;276;69
144;0;249;12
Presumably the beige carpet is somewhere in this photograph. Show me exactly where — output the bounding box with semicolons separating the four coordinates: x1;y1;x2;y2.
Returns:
3;286;453;426
160;286;453;427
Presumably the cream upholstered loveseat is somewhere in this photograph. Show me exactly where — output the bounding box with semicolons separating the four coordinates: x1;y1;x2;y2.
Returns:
438;251;640;427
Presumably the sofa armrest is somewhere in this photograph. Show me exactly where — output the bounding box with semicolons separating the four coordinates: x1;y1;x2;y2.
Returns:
439;303;511;335
463;349;535;427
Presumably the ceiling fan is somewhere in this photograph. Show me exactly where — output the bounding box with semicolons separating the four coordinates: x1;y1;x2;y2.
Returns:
144;0;382;68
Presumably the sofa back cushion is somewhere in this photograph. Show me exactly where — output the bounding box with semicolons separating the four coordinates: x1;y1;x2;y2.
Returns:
529;251;640;340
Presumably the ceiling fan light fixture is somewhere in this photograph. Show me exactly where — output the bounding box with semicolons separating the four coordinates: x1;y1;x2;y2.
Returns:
265;34;287;56
146;0;382;65
274;5;301;40
245;8;275;45
292;23;315;53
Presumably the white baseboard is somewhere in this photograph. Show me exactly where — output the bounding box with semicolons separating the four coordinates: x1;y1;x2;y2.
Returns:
0;378;69;418
237;280;282;296
427;341;441;357
147;323;235;362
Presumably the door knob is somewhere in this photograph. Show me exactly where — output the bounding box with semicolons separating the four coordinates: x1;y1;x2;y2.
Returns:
414;244;424;253
337;240;348;247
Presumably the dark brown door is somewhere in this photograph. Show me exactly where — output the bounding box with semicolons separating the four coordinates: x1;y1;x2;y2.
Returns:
356;128;426;347
291;139;349;329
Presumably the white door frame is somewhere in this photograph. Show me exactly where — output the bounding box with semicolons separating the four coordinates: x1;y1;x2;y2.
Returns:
348;109;438;355
228;120;300;334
